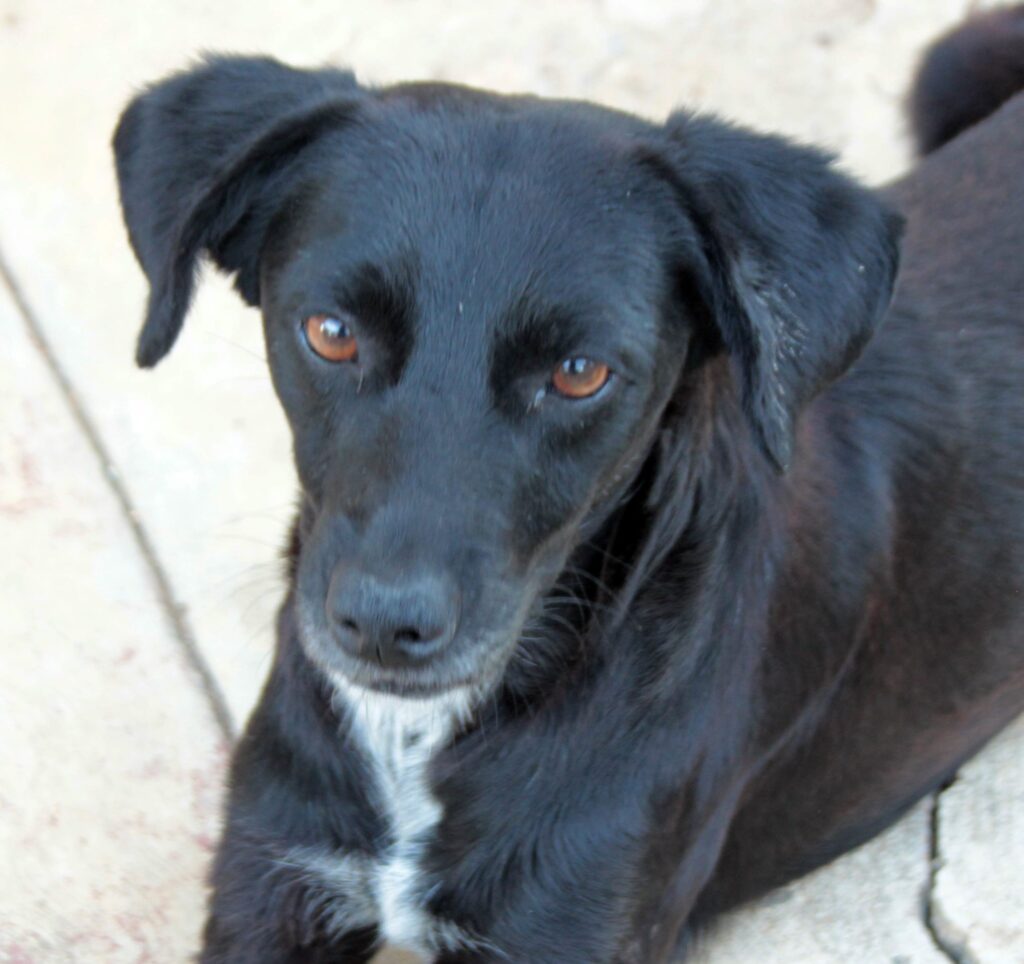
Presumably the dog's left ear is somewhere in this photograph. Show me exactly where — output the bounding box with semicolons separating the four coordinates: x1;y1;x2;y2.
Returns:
113;55;364;367
652;113;903;471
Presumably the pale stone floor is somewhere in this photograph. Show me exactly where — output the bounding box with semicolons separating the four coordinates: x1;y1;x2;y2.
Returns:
1;1;1021;961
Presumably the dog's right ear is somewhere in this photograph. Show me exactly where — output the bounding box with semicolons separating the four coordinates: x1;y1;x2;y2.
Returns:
113;55;363;367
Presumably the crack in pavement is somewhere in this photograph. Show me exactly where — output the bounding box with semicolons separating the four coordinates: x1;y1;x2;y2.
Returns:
0;243;237;745
923;778;976;964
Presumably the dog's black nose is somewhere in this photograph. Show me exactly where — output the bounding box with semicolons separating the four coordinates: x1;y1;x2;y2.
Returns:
326;568;459;668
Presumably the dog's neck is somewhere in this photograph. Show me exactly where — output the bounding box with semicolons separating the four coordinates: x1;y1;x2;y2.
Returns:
328;676;479;956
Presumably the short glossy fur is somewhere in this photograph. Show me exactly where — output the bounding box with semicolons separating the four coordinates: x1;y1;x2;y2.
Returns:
114;19;1024;963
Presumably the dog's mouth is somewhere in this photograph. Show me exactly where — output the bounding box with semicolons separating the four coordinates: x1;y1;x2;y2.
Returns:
346;673;476;699
296;595;524;703
288;524;561;702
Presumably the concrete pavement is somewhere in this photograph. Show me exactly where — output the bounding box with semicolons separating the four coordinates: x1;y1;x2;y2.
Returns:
1;1;1021;961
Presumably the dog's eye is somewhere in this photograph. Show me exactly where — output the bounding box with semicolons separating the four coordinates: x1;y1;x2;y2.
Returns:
303;313;358;363
551;357;611;399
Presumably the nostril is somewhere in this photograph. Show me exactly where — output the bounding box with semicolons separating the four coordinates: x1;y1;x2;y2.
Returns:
326;567;458;667
393;621;447;647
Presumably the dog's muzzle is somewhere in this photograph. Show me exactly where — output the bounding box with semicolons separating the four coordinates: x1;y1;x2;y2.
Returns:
326;564;461;671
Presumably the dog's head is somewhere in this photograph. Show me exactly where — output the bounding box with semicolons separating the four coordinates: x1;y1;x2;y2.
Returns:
114;56;900;698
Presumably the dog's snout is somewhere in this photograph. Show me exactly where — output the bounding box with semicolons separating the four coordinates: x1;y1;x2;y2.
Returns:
326;567;459;669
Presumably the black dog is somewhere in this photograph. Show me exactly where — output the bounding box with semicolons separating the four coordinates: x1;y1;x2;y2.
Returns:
114;10;1024;962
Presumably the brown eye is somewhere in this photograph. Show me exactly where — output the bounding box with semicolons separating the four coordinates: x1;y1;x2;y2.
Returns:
303;313;358;363
551;357;610;399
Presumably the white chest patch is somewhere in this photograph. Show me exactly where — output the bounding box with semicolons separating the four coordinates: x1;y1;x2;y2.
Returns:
330;677;476;957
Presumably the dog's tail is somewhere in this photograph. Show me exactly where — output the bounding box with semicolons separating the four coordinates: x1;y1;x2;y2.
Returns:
908;4;1024;155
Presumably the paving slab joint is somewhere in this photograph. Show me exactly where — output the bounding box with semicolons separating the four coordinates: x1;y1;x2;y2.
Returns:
922;778;976;964
0;242;237;745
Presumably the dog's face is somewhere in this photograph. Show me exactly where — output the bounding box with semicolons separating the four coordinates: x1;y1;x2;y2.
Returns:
259;100;690;694
114;58;901;697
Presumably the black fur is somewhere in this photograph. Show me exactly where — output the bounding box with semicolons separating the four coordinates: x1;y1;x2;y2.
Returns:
909;3;1024;154
114;18;1024;964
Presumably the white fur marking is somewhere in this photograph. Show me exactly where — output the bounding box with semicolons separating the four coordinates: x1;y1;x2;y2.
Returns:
331;677;476;956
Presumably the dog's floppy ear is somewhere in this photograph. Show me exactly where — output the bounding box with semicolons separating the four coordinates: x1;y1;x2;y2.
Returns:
113;55;363;367
653;113;902;471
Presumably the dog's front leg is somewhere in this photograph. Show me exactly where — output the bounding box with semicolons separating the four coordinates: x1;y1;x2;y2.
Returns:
201;916;378;964
421;708;751;964
199;643;388;963
199;831;382;964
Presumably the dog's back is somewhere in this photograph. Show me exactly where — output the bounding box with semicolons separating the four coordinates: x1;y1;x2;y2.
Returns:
892;11;1024;539
890;88;1024;480
698;18;1024;917
900;4;1024;311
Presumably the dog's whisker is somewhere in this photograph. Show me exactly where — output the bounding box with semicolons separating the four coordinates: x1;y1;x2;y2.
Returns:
208;374;273;388
201;330;270;364
204;532;289;550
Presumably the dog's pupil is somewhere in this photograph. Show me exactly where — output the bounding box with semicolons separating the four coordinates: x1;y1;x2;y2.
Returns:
323;317;348;339
550;357;610;400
